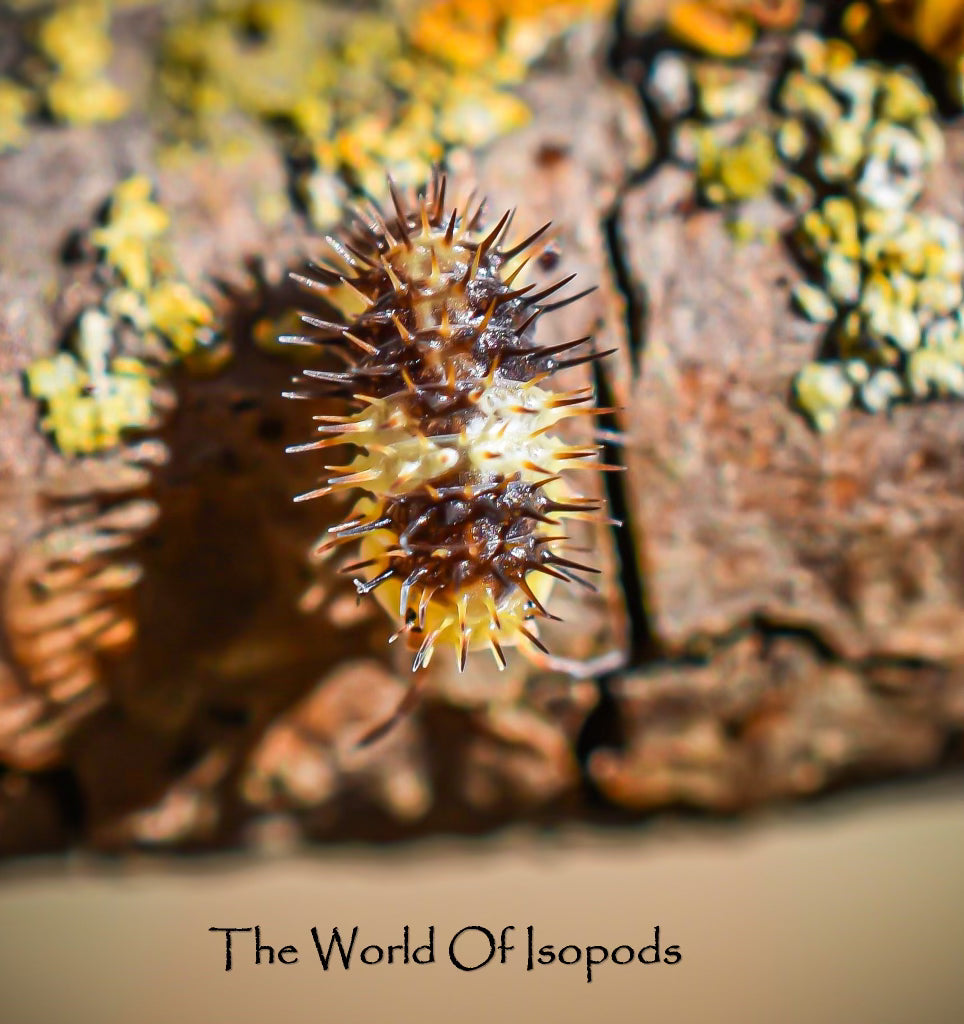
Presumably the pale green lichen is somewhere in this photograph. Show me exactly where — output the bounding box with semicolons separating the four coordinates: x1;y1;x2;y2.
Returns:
782;34;964;431
792;361;854;433
776;35;943;209
907;343;964;400
659;30;964;431
792;199;964;428
792;281;837;324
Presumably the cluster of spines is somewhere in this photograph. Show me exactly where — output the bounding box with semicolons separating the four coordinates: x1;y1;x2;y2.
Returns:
285;170;616;672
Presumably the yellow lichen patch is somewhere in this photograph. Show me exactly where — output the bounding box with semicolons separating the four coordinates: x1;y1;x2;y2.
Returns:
436;82;531;148
666;57;780;212
27;176;222;455
26;312;156;457
91;176;170;292
45;75;128;126
89;176;219;362
0;79;34;152
36;0;129;125
157;0;615;226
159;0;331;128
697;126;776;204
145;281;216;357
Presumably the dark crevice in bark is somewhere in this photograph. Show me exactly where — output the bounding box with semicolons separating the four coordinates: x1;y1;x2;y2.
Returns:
602;202;649;372
591;360;659;669
575;684;626;798
633;608;964;680
589;0;666;678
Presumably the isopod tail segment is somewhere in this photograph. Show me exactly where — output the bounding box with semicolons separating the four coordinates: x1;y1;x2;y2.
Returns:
285;167;620;689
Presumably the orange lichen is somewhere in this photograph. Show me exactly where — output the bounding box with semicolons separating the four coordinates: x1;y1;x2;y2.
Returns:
410;0;616;74
876;0;964;104
877;0;964;65
666;0;802;57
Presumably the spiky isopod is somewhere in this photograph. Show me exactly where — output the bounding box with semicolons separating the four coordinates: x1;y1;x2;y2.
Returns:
285;170;616;678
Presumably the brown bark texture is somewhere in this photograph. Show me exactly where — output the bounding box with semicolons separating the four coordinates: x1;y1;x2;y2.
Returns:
0;7;962;855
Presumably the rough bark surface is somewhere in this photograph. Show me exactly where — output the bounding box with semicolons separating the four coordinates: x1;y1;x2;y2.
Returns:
1;8;963;855
592;125;964;813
